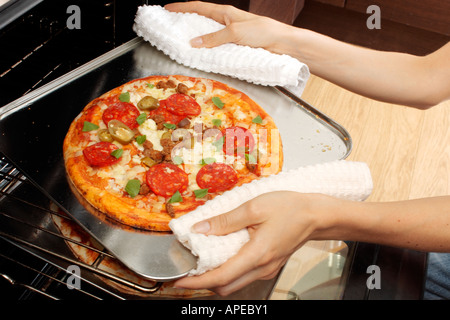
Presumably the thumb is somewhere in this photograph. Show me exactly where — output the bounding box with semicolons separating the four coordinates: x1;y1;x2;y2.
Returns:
190;27;234;48
192;204;252;236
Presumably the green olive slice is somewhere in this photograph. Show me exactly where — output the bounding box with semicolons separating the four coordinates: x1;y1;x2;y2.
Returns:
161;131;172;141
107;120;134;144
137;96;159;111
97;129;114;142
141;157;156;167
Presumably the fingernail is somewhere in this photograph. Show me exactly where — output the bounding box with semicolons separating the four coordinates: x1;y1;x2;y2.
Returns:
193;221;210;233
190;37;203;47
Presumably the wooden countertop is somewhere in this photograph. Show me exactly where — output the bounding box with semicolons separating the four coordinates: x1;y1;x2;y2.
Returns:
302;74;449;203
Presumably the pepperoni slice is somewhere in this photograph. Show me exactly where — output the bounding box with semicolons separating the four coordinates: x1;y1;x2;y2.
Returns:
83;142;121;167
102;102;141;129
221;126;255;157
146;163;189;197
162;93;201;117
196;163;238;193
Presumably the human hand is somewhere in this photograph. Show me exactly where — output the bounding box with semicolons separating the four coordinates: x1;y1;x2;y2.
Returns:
165;1;294;54
173;192;337;296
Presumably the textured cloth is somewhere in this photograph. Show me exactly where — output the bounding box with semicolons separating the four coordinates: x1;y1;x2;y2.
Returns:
133;5;310;96
169;160;373;275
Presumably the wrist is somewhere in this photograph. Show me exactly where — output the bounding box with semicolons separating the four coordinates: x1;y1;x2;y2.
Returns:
301;194;373;242
269;24;305;57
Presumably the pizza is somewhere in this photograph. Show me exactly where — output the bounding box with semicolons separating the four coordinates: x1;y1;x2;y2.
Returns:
63;75;283;231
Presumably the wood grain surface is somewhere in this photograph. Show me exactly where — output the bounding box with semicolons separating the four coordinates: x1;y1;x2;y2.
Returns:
302;74;449;202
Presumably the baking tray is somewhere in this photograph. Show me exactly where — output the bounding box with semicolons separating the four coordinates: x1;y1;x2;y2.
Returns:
0;38;351;283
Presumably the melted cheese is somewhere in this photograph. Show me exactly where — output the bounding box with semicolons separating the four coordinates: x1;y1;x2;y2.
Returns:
233;107;247;121
93;149;147;193
184;164;202;190
139;119;164;151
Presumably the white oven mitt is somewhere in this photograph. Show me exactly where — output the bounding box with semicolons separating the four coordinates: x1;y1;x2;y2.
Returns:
169;160;373;275
133;5;310;96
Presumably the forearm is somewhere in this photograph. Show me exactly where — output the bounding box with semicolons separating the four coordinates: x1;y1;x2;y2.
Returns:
276;27;448;108
313;195;450;252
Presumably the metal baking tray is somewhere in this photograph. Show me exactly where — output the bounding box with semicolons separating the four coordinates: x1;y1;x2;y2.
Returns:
0;38;351;283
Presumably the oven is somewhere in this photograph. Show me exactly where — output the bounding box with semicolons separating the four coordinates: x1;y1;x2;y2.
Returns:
0;0;427;301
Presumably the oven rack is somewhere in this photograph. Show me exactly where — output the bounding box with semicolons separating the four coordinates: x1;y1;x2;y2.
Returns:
0;154;164;300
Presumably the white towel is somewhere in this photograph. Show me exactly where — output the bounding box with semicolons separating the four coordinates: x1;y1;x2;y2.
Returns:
169;160;373;275
133;5;310;96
